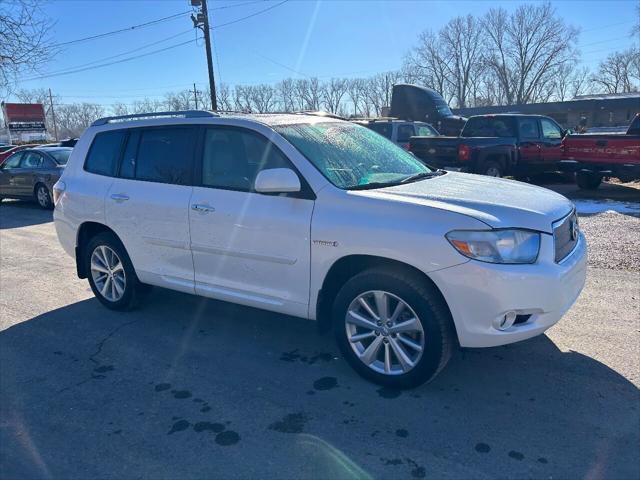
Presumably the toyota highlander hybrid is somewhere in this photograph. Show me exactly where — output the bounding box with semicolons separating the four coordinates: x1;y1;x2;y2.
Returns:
53;111;587;387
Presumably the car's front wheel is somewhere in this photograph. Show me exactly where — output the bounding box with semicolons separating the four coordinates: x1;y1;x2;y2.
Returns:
333;267;455;388
86;232;143;310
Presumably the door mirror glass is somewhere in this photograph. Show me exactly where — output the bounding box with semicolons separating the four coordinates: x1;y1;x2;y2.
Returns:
254;168;301;193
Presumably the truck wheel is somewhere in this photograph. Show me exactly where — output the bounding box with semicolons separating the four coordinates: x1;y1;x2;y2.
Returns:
479;161;503;178
332;267;455;388
576;172;602;190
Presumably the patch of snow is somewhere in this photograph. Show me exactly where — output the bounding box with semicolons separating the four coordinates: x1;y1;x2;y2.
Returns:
573;199;640;215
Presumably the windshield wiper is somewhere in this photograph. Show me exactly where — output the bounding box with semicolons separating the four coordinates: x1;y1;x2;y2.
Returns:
399;170;445;184
348;182;400;190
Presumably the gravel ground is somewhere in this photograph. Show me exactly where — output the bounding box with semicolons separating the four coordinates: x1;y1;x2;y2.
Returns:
578;211;640;271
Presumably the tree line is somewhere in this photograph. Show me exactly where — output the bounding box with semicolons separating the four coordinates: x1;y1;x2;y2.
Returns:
3;2;639;138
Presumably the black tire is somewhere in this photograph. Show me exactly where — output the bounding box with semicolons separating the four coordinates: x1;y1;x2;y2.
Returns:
332;267;455;388
478;160;503;178
576;172;602;190
35;183;53;209
85;232;144;311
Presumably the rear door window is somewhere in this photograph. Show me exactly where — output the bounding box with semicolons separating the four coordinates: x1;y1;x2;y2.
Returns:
519;118;540;139
397;124;416;143
85;130;126;176
462;117;515;137
367;123;392;139
132;127;196;185
20;152;43;168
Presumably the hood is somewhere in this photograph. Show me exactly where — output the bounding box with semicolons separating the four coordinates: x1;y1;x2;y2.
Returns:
354;172;573;233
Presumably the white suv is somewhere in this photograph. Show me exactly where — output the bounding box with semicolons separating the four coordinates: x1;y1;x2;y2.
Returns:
53;111;587;388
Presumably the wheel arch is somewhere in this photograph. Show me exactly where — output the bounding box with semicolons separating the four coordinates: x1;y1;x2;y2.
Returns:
315;254;455;338
75;222;123;279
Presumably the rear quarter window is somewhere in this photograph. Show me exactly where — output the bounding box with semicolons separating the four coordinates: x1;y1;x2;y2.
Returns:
85;130;127;176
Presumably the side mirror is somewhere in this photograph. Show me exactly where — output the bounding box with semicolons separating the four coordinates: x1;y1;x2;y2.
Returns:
254;168;301;194
563;129;573;137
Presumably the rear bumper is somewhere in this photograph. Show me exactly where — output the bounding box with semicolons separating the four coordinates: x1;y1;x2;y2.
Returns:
559;160;640;180
430;232;587;348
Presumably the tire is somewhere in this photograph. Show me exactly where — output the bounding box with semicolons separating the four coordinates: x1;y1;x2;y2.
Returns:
35;184;53;209
332;267;455;388
479;160;503;178
576;172;602;190
85;232;144;311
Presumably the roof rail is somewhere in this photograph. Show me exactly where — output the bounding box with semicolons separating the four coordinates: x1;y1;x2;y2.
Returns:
91;110;218;126
297;110;347;120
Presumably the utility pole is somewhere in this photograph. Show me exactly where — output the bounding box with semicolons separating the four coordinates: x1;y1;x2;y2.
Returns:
48;88;58;141
193;83;199;109
191;0;217;110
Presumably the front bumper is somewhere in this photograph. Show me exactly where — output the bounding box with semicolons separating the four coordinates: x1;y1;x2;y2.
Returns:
430;231;587;348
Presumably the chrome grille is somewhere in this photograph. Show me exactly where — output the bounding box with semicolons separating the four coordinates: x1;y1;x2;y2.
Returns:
553;210;579;263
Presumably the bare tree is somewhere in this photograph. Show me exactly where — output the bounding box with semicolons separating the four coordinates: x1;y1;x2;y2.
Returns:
164;90;193;111
249;84;277;113
295;78;322;110
365;71;401;116
403;31;453;104
56;103;105;138
276;78;296;112
321;78;348;114
0;0;57;95
483;2;579;105
346;78;367;116
590;48;640;93
438;15;486;107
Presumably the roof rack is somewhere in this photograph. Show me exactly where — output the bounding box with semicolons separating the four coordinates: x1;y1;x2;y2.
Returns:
91;110;218;126
297;110;347;120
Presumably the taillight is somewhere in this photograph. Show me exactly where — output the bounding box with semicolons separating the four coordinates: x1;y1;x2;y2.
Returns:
401;143;410;150
458;144;470;161
53;180;66;205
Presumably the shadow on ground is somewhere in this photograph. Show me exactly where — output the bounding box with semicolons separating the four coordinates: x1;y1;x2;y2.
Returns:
1;289;638;479
0;201;52;229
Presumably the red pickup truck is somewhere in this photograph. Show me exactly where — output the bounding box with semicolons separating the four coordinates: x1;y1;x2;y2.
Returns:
560;114;640;189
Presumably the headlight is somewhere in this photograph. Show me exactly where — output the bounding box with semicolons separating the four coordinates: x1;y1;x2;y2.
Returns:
446;229;540;264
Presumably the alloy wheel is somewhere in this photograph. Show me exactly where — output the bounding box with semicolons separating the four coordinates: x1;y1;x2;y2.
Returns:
90;245;126;302
345;290;424;375
37;186;50;207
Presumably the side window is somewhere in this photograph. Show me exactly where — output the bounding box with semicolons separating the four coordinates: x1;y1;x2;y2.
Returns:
519;118;540;139
368;123;392;139
85;130;126;176
20;152;43;168
2;152;23;168
397;124;415;143
540;119;562;139
201;127;291;192
135;127;196;185
417;125;436;136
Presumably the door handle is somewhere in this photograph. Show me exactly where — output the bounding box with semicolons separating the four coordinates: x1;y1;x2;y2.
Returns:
110;193;130;202
191;203;215;213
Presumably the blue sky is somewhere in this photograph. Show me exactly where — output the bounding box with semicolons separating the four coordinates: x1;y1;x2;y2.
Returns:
15;0;639;108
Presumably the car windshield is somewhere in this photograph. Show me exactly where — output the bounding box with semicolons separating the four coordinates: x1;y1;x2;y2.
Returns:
47;149;71;165
274;121;432;190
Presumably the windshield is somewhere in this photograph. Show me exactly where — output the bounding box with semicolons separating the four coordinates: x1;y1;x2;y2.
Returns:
275;121;432;189
47;149;71;165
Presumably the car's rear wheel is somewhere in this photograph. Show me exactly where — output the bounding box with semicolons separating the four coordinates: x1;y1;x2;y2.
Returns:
478;160;503;178
86;232;143;310
576;172;602;190
333;267;454;388
35;184;52;209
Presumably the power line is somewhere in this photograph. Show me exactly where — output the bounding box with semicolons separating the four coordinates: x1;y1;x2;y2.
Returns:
52;11;191;47
211;0;289;29
21;39;198;82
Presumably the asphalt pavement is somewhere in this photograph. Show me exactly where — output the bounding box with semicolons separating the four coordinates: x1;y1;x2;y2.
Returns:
0;188;638;480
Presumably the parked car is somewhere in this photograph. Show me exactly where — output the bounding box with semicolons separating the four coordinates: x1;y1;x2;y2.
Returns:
0;144;41;165
389;84;467;136
0;147;72;208
53;110;586;388
356;119;439;149
560;113;640;189
409;114;568;178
